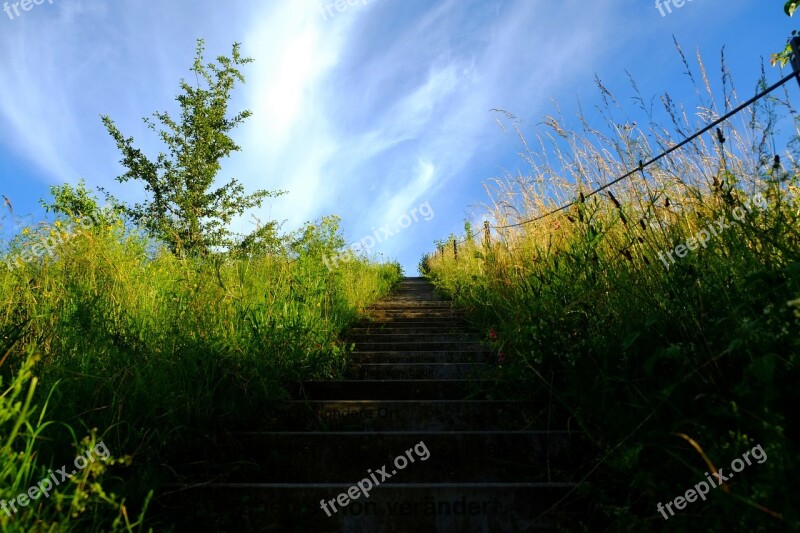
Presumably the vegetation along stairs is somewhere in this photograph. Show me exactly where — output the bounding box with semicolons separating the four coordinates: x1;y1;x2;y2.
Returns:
159;277;589;532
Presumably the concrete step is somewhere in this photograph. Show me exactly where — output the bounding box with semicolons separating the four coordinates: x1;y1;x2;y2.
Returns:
348;351;491;364
357;316;466;323
391;289;437;294
348;333;478;344
289;380;495;400
346;363;492;380
354;318;469;333
368;302;454;309
354;341;485;353
348;327;472;336
157;483;584;532
379;291;440;305
393;287;437;292
175;431;587;484
365;308;457;315
367;310;464;318
261;400;537;431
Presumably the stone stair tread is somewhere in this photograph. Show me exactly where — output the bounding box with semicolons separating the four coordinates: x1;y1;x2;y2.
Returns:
346;363;492;380
257;399;552;431
348;336;480;344
354;318;468;324
289;379;498;400
353;342;486;351
345;352;491;363
172;430;588;484
158;484;584;531
350;328;474;331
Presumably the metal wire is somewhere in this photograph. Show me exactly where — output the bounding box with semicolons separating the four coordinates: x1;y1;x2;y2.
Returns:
439;69;799;250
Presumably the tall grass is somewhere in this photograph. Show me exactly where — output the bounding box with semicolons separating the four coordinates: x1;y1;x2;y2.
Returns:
423;51;800;530
0;344;149;532
0;210;402;529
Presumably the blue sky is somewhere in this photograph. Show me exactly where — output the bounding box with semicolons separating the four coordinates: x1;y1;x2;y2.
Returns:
0;0;794;273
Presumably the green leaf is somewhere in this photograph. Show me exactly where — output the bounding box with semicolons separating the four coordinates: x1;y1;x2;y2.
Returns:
622;331;641;352
643;345;682;378
747;354;776;384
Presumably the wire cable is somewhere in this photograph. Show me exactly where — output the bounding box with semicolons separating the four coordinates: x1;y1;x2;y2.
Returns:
434;69;798;252
491;69;798;230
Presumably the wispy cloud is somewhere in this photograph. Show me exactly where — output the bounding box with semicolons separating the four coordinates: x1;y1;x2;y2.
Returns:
0;0;641;270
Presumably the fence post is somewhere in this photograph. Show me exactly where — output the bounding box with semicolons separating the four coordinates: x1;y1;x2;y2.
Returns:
791;37;800;89
484;221;491;248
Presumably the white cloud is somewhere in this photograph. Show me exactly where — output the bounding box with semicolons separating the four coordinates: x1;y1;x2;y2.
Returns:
0;0;629;271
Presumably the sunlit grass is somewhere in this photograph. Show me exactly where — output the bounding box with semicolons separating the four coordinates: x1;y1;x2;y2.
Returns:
423;52;800;530
0;211;402;530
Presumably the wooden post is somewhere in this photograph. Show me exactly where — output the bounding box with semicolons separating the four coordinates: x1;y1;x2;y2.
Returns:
791;37;800;88
484;221;491;248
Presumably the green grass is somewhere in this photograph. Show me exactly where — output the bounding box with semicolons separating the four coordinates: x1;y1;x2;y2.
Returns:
0;214;402;531
423;54;800;531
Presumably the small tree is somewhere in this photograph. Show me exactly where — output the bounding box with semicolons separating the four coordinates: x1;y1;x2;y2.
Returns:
289;216;347;260
41;179;115;226
464;221;474;244
101;39;284;257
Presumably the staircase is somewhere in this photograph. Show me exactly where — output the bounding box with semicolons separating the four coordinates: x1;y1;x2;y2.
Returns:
159;277;586;532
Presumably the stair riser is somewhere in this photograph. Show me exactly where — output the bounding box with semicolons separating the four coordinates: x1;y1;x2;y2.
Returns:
262;401;535;431
156;485;581;533
355;343;485;352
367;311;464;318
357;317;466;324
349;334;478;344
348;328;470;336
347;364;490;380
369;303;453;309
290;381;494;400
352;322;468;331
349;352;491;364
391;291;438;296
386;292;438;297
180;432;585;483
